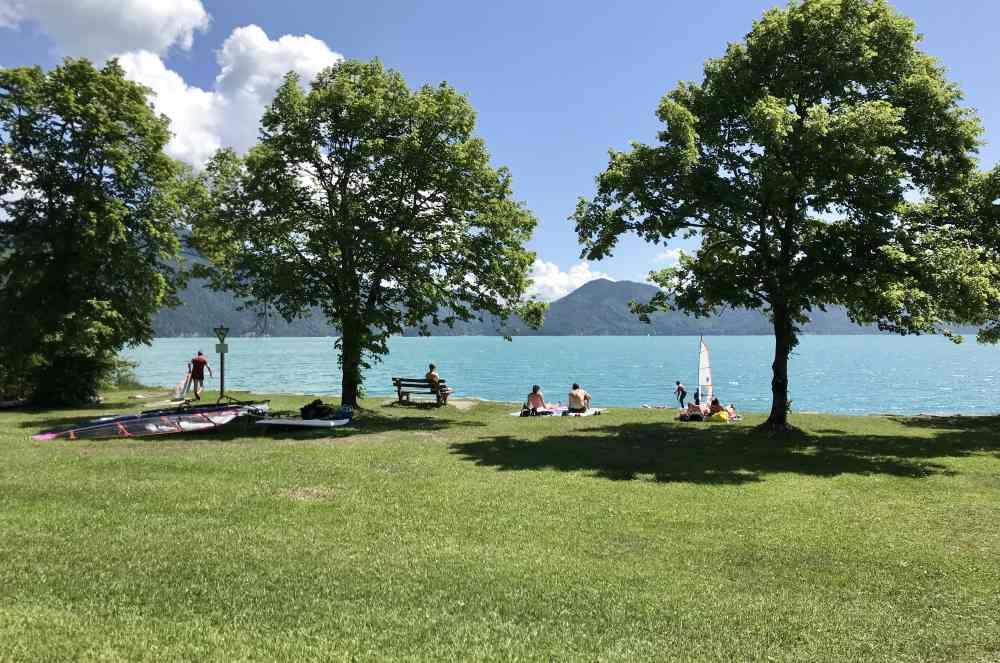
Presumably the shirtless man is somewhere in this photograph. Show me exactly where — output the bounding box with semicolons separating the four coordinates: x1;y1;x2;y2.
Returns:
567;383;592;413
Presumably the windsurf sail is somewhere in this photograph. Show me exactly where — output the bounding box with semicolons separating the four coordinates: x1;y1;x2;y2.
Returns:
32;401;268;441
173;371;193;400
698;336;713;405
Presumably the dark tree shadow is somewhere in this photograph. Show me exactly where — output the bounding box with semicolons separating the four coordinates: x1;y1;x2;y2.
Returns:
449;419;1000;485
381;401;447;411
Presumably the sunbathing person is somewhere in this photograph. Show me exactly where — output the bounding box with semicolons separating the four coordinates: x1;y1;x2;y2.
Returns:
526;385;549;413
709;397;725;414
567;383;592;413
682;401;705;421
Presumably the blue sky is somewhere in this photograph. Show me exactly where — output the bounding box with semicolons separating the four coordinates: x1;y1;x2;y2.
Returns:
2;0;998;298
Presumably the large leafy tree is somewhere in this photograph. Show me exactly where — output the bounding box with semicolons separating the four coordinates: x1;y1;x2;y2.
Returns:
193;60;543;407
0;59;182;403
573;0;989;429
897;165;1000;344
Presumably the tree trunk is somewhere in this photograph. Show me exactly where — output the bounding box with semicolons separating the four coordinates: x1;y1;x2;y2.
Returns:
339;322;363;408
764;302;794;431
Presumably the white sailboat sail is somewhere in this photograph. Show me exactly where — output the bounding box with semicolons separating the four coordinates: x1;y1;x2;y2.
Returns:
698;336;713;405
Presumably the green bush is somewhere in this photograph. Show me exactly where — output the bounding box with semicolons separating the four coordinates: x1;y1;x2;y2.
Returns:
101;357;146;391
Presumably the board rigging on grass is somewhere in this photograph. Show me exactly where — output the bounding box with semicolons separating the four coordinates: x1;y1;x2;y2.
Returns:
31;400;269;440
256;400;354;428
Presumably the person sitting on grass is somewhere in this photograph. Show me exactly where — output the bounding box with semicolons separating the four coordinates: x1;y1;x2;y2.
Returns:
567;383;591;414
526;385;549;413
709;397;725;414
682;401;705;421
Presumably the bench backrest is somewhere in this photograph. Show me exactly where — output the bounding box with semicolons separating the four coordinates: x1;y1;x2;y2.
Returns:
392;377;446;389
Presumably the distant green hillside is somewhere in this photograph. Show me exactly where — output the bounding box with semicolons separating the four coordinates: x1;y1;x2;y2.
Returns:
155;273;876;337
154;249;338;337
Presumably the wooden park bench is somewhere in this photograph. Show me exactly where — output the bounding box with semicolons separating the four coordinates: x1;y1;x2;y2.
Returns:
391;377;451;406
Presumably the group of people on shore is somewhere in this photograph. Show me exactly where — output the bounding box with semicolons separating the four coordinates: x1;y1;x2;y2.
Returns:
416;364;740;420
674;381;739;421
523;383;593;414
181;352;733;420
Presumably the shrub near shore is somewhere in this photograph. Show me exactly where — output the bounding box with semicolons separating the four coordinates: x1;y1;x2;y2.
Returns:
1;391;998;661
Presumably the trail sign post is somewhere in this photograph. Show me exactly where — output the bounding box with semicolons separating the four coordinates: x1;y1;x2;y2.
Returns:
214;325;229;400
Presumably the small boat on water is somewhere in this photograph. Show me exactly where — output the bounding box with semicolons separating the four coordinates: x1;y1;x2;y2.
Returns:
32;400;269;441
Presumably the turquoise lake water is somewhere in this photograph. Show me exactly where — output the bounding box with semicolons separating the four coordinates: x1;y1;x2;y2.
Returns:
122;335;1000;415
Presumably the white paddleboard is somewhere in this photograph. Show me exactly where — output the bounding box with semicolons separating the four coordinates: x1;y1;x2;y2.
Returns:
256;418;351;428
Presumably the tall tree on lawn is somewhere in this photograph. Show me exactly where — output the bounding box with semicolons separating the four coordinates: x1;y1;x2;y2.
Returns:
0;59;184;404
192;60;544;407
572;0;994;430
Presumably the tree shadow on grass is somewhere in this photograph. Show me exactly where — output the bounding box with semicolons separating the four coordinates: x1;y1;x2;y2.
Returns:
449;419;1000;485
890;415;1000;461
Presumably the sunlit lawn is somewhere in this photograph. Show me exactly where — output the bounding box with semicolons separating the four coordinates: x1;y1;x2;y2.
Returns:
1;390;998;661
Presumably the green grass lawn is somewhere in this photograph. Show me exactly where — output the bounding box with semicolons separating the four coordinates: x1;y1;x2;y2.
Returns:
1;391;998;662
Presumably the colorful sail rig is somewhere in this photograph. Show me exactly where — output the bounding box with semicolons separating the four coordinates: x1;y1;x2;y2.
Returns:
32;401;269;441
698;336;713;405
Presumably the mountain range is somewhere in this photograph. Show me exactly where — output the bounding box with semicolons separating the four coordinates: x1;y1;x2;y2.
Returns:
154;273;876;337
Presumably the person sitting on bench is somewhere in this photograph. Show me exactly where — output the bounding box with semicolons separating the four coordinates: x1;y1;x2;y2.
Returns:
425;363;453;398
567;383;591;414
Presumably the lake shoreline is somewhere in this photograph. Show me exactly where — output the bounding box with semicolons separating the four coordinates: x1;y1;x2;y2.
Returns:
123;382;996;419
123;335;1000;416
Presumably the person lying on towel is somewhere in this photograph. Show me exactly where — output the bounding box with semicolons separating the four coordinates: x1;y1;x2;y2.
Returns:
567;383;592;414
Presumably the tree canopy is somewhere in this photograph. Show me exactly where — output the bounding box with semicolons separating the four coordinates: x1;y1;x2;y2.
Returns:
0;58;183;403
572;0;994;429
192;59;544;407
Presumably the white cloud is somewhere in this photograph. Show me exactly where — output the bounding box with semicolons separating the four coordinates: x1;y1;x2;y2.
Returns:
527;259;611;302
117;50;223;166
118;25;343;166
0;0;210;60
0;1;343;166
654;248;684;266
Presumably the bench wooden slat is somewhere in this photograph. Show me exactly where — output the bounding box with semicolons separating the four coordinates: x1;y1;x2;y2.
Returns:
391;376;450;406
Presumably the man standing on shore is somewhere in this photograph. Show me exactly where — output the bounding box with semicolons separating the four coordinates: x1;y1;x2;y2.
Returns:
675;381;687;408
188;351;212;400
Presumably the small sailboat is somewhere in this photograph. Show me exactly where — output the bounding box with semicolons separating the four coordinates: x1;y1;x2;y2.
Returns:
698;335;713;404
